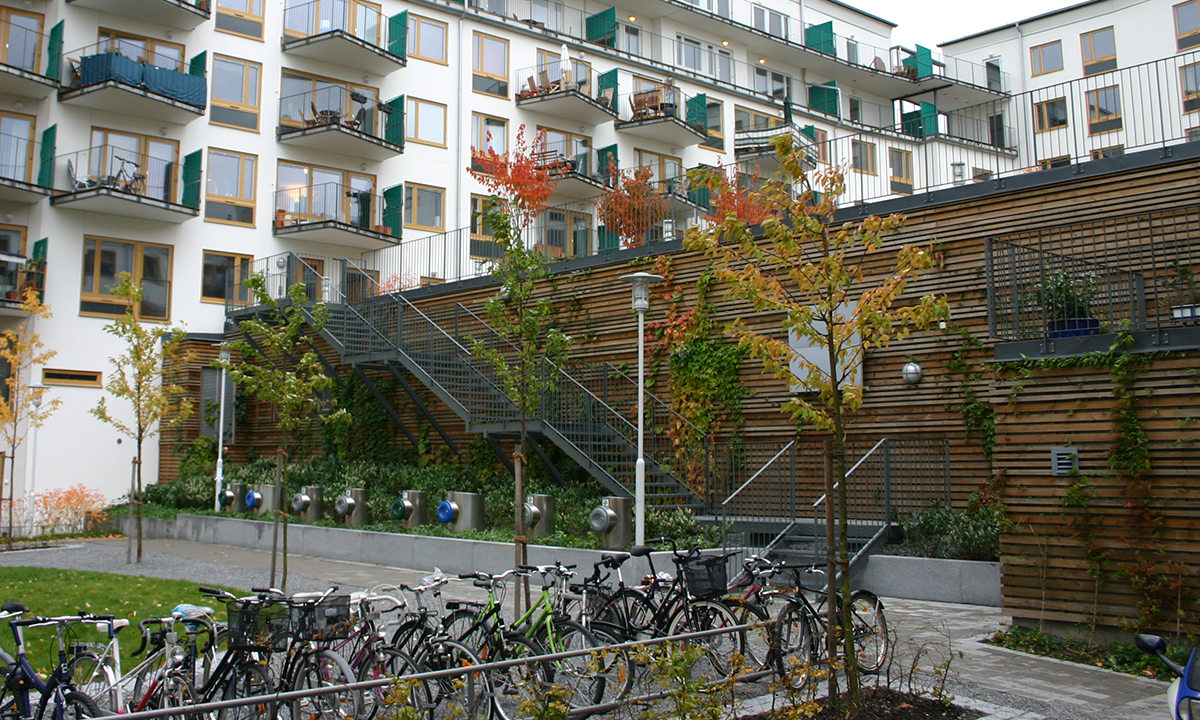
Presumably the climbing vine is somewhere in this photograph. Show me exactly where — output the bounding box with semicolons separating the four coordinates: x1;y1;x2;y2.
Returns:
943;326;996;466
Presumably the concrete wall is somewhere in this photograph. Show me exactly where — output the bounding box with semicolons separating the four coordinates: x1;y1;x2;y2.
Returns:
857;554;1002;606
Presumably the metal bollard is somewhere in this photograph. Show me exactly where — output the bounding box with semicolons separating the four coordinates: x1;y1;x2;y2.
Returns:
437;491;483;532
525;494;555;538
229;483;247;513
252;484;277;517
349;488;370;528
393;490;427;529
292;486;322;523
589;496;632;551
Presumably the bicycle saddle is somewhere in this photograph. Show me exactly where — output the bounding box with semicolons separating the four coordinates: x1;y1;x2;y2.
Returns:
629;545;652;557
1;601;28;613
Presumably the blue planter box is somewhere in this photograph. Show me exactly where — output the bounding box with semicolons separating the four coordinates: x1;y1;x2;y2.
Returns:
1048;318;1100;339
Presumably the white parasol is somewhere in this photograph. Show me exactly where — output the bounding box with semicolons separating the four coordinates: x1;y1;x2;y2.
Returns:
560;43;572;85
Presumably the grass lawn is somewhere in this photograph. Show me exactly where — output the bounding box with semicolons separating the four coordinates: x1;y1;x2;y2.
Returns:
0;567;239;673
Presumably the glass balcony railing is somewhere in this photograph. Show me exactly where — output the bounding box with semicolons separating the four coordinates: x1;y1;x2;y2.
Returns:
55;144;202;208
274;181;401;235
63;40;207;108
278;86;402;146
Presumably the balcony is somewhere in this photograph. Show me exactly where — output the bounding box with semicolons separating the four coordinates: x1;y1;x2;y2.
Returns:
277;88;403;162
538;143;610;199
274;182;400;250
49;145;201;223
0;132;52;204
0;254;44;316
65;0;210;31
615;85;708;146
514;63;618;125
59;42;207;124
734;123;819;177
0;16;61;99
282;0;406;75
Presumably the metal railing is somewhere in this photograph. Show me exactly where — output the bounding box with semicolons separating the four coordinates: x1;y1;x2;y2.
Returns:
617;83;707;132
54;144;201;208
514;62;617;113
274;181;400;234
283;0;396;52
0;131;44;187
0;14;61;80
986;206;1200;342
63;41;207;107
278;86;396;142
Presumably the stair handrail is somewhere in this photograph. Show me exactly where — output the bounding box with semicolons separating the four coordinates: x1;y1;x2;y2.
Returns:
721;440;795;507
810;437;889;510
284;254;401;352
601;362;707;440
452;302;521;354
342;257;473;357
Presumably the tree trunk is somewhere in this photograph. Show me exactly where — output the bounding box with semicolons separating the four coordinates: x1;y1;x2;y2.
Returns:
135;441;143;564
822;439;839;700
833;417;859;700
270;447;283;588
513;438;525;619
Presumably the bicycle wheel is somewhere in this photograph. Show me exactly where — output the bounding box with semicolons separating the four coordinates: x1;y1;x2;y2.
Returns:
358;648;431;720
391;617;430;657
66;652;119;714
37;689;101;720
290;648;360;720
595;588;657;642
440;608;484;651
217;662;274;720
774;602;818;690
665;599;744;680
579;624;633;707
142;670;199;720
850;590;888;674
419;638;491;720
482;634;544;720
725;599;774;674
539;619;603;716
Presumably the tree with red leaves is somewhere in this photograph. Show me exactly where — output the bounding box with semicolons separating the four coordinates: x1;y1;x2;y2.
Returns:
688;162;771;226
468;125;557;231
595;165;670;248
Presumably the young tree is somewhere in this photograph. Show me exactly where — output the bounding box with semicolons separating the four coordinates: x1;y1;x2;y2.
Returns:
0;288;60;543
468;125;569;616
215;273;347;588
595;165;670;248
686;138;948;703
91;274;193;563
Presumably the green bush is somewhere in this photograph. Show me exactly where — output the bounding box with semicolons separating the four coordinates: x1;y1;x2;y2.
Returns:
144;437;218;509
899;494;1012;562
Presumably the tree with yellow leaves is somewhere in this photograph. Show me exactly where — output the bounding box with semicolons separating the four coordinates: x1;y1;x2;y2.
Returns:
0;288;60;544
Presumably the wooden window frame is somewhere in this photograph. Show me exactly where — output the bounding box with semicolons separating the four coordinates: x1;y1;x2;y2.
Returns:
1034;97;1068;132
1039;155;1071;170
211;55;262;132
0;110;36;183
406;97;448;147
201;250;253;304
405;182;445;231
284;0;381;45
1080;27;1116;74
733;104;784;133
1176;1;1200;50
472;31;508;97
205;148;257;227
89;127;180;200
850;139;876;175
1183;62;1200;112
216;0;264;40
701;98;724;151
1086;85;1122;134
535;48;591;81
0;7;42;73
635;147;682;184
470;193;501;259
972;167;993;182
98;28;185;70
43;369;102;388
80;236;173;322
275;160;376;225
888;147;912;194
813;128;829;164
408;14;448;64
279;69;378;130
1030;40;1063;76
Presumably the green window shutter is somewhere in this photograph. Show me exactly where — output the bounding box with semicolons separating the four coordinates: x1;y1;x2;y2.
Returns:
783;93;794;125
36;124;55;188
686;166;710;209
596;143;618;184
686;93;706;131
586;8;616;46
384;95;404;148
388;11;407;60
382;184;403;238
181;150;202;208
32;238;46;262
45;21;62;81
805;21;834;56
808;82;838;118
188;50;206;77
597;69;618;111
901;102;937;138
799;124;816;140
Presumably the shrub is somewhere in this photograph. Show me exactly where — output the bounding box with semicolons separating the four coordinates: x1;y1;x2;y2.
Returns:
899;493;1012;562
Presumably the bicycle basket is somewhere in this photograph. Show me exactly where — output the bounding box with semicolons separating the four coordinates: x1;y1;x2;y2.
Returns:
289;596;353;641
681;556;728;600
226;600;289;650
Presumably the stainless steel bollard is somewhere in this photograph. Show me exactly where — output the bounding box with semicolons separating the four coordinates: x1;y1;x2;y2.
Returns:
589;496;632;551
393;490;427;529
292;485;322;523
437;491;484;532
525;494;556;538
229;483;247;513
349;488;370;528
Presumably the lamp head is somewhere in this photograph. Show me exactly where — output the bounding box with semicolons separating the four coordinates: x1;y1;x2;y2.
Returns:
28;384;46;408
619;272;664;313
901;361;923;385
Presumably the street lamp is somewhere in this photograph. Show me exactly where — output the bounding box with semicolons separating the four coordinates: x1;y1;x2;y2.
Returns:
619;271;663;546
26;385;46;535
214;345;231;512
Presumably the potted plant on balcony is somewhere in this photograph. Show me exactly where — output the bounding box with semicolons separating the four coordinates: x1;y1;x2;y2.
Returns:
1164;261;1200;321
1036;269;1100;338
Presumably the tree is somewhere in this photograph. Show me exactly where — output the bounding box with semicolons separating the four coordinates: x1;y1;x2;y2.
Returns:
685;137;948;703
91;274;193;563
595;165;670;248
0;288;60;543
215;274;347;588
468;126;569;617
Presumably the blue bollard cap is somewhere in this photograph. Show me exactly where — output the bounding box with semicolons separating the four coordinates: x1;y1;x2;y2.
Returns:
436;500;456;524
245;490;260;509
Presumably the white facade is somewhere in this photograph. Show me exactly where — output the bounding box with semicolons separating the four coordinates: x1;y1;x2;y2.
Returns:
0;0;1011;505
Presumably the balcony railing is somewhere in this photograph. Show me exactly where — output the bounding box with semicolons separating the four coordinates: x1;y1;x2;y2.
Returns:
986;206;1200;343
0;131;47;187
63;40;207;108
227;252;375;310
514;61;618;119
53;144;201;208
283;0;406;61
0;14;61;81
274;181;401;234
278;87;400;144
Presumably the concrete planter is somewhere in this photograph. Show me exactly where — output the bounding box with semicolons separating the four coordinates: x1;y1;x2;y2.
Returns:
856;554;1001;607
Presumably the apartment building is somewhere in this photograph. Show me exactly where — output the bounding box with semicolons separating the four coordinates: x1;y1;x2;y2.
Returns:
0;0;1012;505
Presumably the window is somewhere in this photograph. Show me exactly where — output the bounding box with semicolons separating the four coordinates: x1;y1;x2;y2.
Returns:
636;148;682;185
276;162;375;226
1090;145;1124;160
0;224;25;300
1030;41;1063;76
1179;1;1200;50
406;97;446;146
0;110;35;184
537;208;591;257
470;194;502;259
539;127;589;172
1086;85;1122;134
0;7;42;73
471;114;507;171
216;0;264;39
752;5;786;39
850;140;876;174
619;24;642;56
1034;98;1068;131
848;97;862;124
847;41;858;65
813;128;829;163
734;105;784;132
972;167;993;182
211;56;261;131
1190;127;1200;142
405;183;443;230
206;149;256;226
408;14;447;63
1184;63;1200;112
754;67;790;100
98;29;184;70
701;99;723;151
199;367;235;441
535;48;590;85
678;35;703;72
88;128;179;203
201;251;252;303
80;237;172;320
889;148;912;194
43;369;102;388
1039;156;1071;170
472;32;508;97
280;70;377;131
284;0;381;45
1081;27;1116;75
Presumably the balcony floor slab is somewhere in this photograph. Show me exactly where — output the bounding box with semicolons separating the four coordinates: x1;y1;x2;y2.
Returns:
274;220;399;250
282;31;405;75
0;178;52;204
0;65;57;99
59;82;205;124
50;188;197;223
277;124;403;162
66;0;209;30
615;116;706;146
516;90;617;126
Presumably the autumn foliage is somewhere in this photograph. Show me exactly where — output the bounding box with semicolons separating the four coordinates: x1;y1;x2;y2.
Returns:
595;165;670;248
36;485;107;532
689;162;772;226
468;125;557;231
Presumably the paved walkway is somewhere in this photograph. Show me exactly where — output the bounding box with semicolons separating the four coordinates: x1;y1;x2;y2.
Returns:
0;537;1170;720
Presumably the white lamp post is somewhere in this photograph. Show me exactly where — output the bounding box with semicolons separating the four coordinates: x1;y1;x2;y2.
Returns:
619;271;663;546
26;385;45;535
214;345;231;512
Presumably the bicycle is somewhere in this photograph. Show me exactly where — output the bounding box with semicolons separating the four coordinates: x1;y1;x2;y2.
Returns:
0;602;102;720
112;155;146;195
